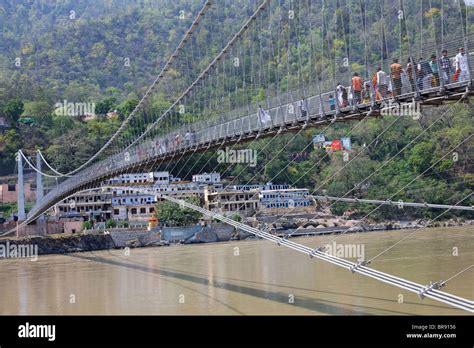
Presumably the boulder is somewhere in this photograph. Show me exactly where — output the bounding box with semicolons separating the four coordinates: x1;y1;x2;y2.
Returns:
293;218;309;226
344;220;360;227
186;230;218;244
125;239;141;248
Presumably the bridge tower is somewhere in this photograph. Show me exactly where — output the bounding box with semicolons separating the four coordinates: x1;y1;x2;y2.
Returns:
36;151;44;220
17;151;26;221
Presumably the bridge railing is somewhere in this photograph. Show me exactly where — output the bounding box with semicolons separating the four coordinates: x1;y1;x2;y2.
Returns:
27;35;474;221
211;35;474;130
144;35;474;152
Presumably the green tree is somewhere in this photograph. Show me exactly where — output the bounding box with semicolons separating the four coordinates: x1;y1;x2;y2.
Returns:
3;99;24;124
22;101;52;125
156;196;202;226
82;220;93;230
95;97;117;115
105;219;117;228
116;98;139;120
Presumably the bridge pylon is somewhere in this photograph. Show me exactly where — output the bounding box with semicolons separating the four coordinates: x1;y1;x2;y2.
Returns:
16;151;26;221
36;151;44;220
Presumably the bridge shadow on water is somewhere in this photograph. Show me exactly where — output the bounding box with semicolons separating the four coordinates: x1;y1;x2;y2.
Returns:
66;251;442;315
173;267;456;313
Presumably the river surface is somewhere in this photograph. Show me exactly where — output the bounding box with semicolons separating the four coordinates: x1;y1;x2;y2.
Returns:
0;226;472;315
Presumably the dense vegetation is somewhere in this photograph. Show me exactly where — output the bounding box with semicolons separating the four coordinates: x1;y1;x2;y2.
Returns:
0;0;472;221
156;197;202;226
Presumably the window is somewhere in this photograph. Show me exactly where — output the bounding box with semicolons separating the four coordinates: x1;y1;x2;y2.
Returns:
140;208;146;214
114;209;120;215
131;208;137;214
7;184;16;192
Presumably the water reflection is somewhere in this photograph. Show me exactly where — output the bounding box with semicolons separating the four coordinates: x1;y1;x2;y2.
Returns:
0;227;471;315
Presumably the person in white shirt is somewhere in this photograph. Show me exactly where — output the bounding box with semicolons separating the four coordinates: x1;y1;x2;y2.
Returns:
297;96;309;118
258;105;271;125
184;132;191;146
455;47;470;82
336;82;348;107
376;67;388;98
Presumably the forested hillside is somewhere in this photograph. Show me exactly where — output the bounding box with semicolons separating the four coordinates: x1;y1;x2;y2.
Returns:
0;0;255;173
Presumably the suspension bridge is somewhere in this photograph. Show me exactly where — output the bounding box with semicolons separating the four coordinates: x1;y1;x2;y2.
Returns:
4;0;474;313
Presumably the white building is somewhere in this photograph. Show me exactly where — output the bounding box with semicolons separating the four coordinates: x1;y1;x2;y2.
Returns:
259;188;312;209
105;171;181;185
106;172;155;185
111;194;157;221
225;183;290;191
204;184;313;217
192;172;221;184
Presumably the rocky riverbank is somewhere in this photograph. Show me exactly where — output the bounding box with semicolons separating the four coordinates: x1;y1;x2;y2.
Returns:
1;216;471;257
0;231;169;257
246;214;474;236
0;234;116;256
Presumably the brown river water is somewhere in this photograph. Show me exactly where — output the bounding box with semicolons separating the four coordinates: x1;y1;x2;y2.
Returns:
0;226;472;315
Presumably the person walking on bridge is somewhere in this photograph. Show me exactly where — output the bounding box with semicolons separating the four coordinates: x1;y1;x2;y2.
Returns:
351;73;363;105
372;71;379;100
258;105;271;125
376;67;388;99
362;83;371;104
184;131;192;147
328;95;336;111
336;82;348;108
297;96;309;118
440;49;453;85
417;58;432;90
406;58;415;92
390;58;403;97
455;47;470;82
429;54;439;87
174;133;182;148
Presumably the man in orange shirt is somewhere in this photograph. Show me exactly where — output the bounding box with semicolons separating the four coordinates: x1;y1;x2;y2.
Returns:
351;72;363;105
390;58;403;97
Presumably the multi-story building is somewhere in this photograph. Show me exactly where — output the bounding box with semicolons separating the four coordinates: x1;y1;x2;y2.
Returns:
224;183;290;191
55;170;312;224
192;172;221;184
55;188;112;221
55;171;219;223
111;181;213;222
105;171;182;186
204;184;313;217
204;189;260;217
111;194;157;221
259;188;312;212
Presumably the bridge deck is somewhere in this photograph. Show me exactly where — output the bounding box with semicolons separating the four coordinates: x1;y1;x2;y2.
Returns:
26;79;473;223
